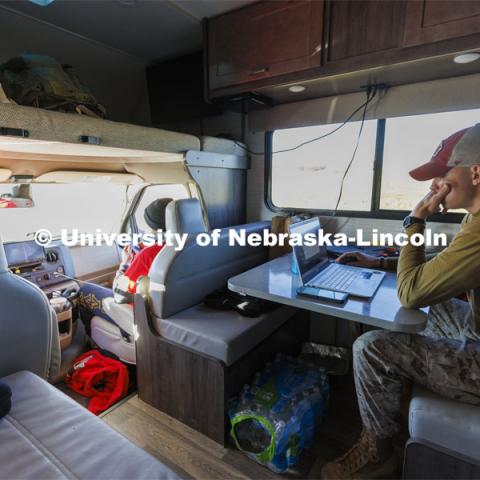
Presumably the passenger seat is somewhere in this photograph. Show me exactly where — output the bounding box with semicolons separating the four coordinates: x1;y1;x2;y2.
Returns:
90;198;208;364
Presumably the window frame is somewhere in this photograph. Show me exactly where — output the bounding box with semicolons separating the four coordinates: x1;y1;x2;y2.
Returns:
121;184;143;234
121;183;191;234
265;119;465;224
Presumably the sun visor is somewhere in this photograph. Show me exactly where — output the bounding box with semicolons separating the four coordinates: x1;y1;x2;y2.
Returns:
0;169;11;182
35;171;144;184
125;162;194;185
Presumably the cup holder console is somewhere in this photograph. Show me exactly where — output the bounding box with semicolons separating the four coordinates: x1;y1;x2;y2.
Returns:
50;296;73;351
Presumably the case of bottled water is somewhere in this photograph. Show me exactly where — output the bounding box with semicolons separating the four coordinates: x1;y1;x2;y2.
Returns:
229;353;329;473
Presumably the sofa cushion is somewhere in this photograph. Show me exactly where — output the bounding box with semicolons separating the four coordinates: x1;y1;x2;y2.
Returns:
155;304;296;366
409;386;480;461
0;371;180;479
0;381;11;419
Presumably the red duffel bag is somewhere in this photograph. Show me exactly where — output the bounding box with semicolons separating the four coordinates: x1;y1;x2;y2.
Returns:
66;350;129;415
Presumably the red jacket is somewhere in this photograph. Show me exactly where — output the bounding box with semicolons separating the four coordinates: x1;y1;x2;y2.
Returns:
124;244;164;293
66;350;129;415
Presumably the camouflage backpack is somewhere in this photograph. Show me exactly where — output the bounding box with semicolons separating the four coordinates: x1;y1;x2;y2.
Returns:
0;54;106;118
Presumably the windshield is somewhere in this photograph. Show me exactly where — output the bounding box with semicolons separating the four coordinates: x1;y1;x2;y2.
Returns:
0;183;128;242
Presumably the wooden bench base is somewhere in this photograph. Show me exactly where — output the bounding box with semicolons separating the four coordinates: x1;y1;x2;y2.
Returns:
134;295;309;445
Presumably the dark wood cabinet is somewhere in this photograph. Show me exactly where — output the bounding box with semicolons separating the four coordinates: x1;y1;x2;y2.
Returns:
204;0;480;101
206;0;324;91
403;0;480;46
325;0;406;63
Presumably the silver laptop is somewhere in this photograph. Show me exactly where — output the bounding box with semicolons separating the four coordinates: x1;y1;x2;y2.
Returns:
289;218;385;298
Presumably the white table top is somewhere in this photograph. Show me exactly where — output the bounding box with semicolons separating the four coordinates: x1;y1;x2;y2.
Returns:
228;254;428;333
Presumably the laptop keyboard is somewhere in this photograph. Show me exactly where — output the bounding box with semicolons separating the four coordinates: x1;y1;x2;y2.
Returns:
307;263;363;291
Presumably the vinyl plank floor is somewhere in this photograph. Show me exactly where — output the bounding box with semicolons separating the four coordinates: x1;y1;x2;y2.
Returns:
56;381;90;409
102;375;362;480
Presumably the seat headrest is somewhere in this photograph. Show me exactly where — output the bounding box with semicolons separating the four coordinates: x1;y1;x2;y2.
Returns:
165;199;208;234
143;197;172;231
0;236;8;274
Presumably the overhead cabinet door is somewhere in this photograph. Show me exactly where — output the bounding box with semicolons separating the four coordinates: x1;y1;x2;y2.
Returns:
207;0;324;91
403;0;480;46
325;0;405;64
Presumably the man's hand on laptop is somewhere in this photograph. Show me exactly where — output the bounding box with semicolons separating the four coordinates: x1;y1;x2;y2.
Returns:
336;252;380;268
411;183;451;219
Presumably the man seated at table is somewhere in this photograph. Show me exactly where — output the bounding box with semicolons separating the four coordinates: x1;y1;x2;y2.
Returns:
321;125;480;479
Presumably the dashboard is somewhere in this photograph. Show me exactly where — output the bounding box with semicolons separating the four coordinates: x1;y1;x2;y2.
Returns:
4;240;121;292
4;240;67;289
3;240;121;360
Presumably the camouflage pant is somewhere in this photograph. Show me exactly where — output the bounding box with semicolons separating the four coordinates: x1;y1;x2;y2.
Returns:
353;298;480;438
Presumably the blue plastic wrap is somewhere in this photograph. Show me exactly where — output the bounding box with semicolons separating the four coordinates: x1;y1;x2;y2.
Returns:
229;354;329;473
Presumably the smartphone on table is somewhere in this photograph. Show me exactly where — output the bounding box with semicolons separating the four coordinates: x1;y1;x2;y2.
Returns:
297;286;348;305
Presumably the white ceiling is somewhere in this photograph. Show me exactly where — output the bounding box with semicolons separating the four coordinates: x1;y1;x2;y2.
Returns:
0;0;256;63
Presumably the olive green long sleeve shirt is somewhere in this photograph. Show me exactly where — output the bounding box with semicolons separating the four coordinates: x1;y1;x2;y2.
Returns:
388;213;480;334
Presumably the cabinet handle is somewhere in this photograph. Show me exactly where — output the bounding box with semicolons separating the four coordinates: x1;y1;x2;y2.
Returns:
249;67;269;76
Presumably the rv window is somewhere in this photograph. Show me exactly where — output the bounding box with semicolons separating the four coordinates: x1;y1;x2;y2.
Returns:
270;120;377;211
380;109;480;211
133;184;189;233
0;183;127;242
269;108;476;220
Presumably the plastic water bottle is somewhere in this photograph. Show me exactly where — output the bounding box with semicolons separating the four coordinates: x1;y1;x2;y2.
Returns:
291;254;299;274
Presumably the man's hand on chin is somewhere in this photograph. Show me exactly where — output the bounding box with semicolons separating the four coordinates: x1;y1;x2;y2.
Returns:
411;184;451;220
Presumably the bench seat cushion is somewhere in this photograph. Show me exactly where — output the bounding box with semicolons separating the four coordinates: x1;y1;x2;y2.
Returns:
0;371;180;479
409;386;480;461
155;304;296;366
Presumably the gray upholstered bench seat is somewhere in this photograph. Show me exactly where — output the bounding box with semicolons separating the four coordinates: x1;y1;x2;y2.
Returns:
155;304;297;366
409;386;480;462
0;371;180;480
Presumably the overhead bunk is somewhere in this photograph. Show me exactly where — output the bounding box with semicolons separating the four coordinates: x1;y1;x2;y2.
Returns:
0;103;248;157
0;103;200;152
0;103;249;167
0;103;249;229
0;103;201;185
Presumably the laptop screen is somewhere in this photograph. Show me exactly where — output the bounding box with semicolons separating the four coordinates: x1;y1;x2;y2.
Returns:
289;218;329;284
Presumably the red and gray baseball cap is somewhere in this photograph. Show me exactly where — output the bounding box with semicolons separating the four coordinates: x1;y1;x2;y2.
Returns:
409;124;480;181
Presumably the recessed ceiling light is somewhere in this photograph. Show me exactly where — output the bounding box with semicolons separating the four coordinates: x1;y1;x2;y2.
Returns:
28;0;55;5
288;85;306;93
115;0;144;7
453;53;480;64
